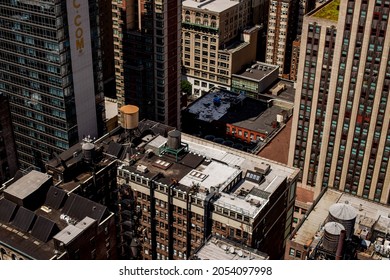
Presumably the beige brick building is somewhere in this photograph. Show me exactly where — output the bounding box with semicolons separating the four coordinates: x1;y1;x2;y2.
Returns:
182;0;258;97
289;0;390;205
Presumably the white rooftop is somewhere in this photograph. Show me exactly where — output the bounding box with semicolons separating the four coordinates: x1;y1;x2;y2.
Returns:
183;0;239;13
179;160;240;192
181;133;299;217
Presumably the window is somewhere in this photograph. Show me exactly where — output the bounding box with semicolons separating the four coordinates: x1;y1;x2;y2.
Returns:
289;248;295;256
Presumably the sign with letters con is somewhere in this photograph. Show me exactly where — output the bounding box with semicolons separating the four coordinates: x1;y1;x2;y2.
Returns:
67;0;98;139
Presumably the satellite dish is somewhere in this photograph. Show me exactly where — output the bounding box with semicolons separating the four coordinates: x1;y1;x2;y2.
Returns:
237;250;243;257
221;244;227;251
229;247;235;254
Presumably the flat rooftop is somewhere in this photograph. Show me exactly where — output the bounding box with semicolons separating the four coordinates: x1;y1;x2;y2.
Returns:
257;118;292;165
182;134;299;217
187;88;285;135
226;105;285;136
233;62;279;82
291;189;390;248
195;236;268;260
312;0;340;22
118;132;299;218
3;170;51;200
187;88;246;122
183;0;238;13
261;79;296;103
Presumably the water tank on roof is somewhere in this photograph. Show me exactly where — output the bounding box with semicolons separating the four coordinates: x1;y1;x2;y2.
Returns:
328;202;357;239
167;130;181;150
82;142;95;163
323;222;345;253
120;105;139;130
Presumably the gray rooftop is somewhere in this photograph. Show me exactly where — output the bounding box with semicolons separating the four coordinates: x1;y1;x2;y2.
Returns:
53;224;83;245
183;0;239;13
195;236;268;260
3;170;51;200
233;62;279;82
292;189;390;248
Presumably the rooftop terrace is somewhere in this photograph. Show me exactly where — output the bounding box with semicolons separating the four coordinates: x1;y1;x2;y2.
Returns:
312;0;340;22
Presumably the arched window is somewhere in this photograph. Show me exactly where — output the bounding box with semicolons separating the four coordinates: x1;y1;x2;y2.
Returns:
195;18;201;24
185;10;190;15
185;16;190;22
211;21;217;28
203;20;209;26
211;15;216;20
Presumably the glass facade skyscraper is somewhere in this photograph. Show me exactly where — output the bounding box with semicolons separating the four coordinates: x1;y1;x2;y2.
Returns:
0;0;105;170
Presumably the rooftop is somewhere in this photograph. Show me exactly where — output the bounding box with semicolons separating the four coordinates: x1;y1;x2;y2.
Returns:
291;189;390;250
257;117;292;164
233;62;279;82
312;0;340;22
3;170;51;200
118;128;299;218
186;88;286;135
183;0;239;13
186;88;246;123
261;79;296;103
0;172;111;259
194;236;269;260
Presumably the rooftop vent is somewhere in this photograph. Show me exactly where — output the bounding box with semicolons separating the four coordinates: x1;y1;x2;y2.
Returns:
136;164;148;173
255;162;271;175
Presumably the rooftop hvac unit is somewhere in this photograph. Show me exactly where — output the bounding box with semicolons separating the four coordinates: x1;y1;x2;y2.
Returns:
136;164;148;173
256;162;271;175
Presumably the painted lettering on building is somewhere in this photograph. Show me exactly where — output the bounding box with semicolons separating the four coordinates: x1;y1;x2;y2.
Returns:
73;0;84;53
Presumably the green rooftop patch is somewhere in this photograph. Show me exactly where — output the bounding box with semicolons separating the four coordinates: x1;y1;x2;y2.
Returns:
313;0;340;22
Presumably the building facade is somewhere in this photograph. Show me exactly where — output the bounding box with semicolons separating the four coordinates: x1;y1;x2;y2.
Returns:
0;0;105;170
0;93;18;184
112;0;181;128
289;37;301;81
289;0;390;204
181;0;257;97
265;0;300;77
116;131;299;260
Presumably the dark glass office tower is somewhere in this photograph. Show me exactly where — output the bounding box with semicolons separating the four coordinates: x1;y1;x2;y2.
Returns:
0;0;105;170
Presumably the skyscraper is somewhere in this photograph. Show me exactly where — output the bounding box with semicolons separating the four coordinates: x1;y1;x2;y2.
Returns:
0;0;105;170
265;0;300;77
289;0;390;205
113;0;181;128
